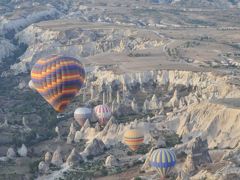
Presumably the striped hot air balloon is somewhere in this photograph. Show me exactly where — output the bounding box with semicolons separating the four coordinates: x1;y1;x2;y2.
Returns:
149;148;176;179
93;104;111;126
123;128;144;151
74;107;92;126
31;55;85;112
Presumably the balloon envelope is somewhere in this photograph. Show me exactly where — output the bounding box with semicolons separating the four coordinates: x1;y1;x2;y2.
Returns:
124;129;144;151
74;107;92;126
31;55;85;112
93;104;111;126
149;148;176;178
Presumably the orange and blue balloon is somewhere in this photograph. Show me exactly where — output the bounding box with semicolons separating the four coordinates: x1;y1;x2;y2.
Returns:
31;55;85;112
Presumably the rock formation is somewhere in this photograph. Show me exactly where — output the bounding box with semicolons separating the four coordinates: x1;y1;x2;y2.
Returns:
107;85;113;103
22;117;32;132
222;144;240;166
55;126;61;141
149;94;160;110
51;147;63;167
131;98;139;113
102;91;106;104
190;137;212;166
82;89;86;103
95;122;101;132
83;138;106;157
81;119;91;132
17;144;28;157
112;99;118;113
44;152;52;163
0;117;9;128
183;153;197;175
143;99;150;113
6;147;16;159
66;148;83;167
38;161;49;174
90;85;96;100
67;123;76;144
156;136;166;148
168;90;179;108
117;90;121;104
105;155;119;168
74;131;84;143
141;147;155;171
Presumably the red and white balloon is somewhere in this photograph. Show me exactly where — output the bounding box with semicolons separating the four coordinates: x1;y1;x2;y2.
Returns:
94;104;111;126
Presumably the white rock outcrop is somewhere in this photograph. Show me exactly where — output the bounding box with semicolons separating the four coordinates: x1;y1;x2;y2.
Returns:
6;147;16;159
17;144;27;157
44;152;52;163
105;155;119;168
38;161;49;174
67;123;76;144
51;147;63;167
66;148;83;167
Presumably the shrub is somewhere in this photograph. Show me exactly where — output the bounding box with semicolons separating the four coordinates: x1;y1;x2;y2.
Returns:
100;167;108;176
127;151;133;156
134;177;142;180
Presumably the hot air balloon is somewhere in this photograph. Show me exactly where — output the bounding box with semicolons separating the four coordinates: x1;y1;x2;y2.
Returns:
149;148;176;179
123;128;144;151
74;107;92;126
31;55;85;112
28;80;35;90
93;104;111;126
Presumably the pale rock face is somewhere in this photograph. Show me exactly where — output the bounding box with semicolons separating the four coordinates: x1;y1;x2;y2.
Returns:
0;38;16;62
38;161;49;174
156;136;166;148
67;123;76;144
102;91;106;104
183;154;196;175
95;122;101;132
160;70;169;85
143;99;150;113
177;101;240;149
18;80;27;90
168;90;179;108
66;148;83;167
1;7;59;36
51;147;63;167
44;152;52;163
222;144;240;166
0;117;8;128
149;94;159;110
83;138;106;157
74;131;84;143
22;117;31;132
81;119;91;132
6;147;16;159
176;171;190;180
117;90;121;104
90;85;96;100
105;155;119;168
111;99;118;113
179;97;187;109
131;98;139;113
55;126;61;141
107;85;113;103
17;144;27;157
